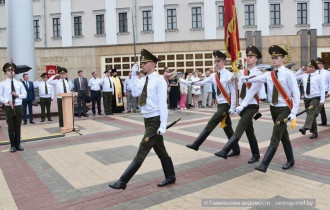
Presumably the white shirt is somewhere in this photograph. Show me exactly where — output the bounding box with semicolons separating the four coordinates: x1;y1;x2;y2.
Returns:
34;80;54;99
238;67;263;107
318;69;330;93
88;77;101;91
248;65;300;115
295;69;325;103
124;77;133;92
47;75;72;99
23;80;29;89
195;68;236;111
99;76;114;93
0;78;27;106
131;71;168;134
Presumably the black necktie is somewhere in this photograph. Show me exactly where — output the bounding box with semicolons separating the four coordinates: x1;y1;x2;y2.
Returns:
11;80;15;105
306;74;311;95
108;77;112;89
240;70;250;99
63;80;67;93
139;76;149;106
217;72;221;95
45;81;48;95
272;70;279;105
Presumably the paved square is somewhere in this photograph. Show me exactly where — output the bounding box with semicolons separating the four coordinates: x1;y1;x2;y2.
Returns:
0;101;330;209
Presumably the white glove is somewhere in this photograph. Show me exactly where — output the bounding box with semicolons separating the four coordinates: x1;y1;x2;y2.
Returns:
131;63;139;72
157;128;166;135
229;108;236;115
240;76;249;83
235;105;244;114
287;113;296;122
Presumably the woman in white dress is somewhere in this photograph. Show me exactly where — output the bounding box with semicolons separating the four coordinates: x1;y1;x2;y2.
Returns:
191;70;200;108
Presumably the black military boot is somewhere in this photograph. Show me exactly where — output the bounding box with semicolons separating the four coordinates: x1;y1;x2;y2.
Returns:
247;136;260;164
186;129;210;151
282;143;295;170
157;157;176;187
214;135;239;159
255;145;277;173
109;160;141;190
226;137;240;157
15;133;24;151
9;133;16;153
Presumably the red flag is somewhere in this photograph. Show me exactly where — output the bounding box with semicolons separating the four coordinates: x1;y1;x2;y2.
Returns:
224;0;240;72
46;65;57;79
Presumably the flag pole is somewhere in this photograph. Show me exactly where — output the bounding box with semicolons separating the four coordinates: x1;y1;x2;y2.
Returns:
132;0;137;63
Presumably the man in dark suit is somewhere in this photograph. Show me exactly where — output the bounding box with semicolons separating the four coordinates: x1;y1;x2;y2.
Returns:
22;73;35;124
74;70;89;117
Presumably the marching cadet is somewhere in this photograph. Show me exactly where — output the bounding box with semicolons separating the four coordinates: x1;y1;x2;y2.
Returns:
47;67;71;128
109;49;176;190
316;57;329;126
243;45;300;173
34;73;54;122
295;60;325;139
186;50;239;157
214;46;262;163
0;63;27;152
99;69;114;115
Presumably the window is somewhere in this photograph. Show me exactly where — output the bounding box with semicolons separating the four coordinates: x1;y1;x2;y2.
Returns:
167;9;177;30
74;16;82;36
143;11;152;31
297;3;307;25
33;20;40;40
96;14;104;34
192;7;202;28
325;2;330;24
244;5;255;26
119;12;128;33
52;18;61;37
0;0;5;4
270;4;281;25
218;6;224;27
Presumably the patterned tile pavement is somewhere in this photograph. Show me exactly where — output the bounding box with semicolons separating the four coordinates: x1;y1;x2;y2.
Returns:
0;100;330;209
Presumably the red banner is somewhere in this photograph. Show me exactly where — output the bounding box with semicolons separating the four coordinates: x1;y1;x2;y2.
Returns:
46;65;57;79
224;0;240;72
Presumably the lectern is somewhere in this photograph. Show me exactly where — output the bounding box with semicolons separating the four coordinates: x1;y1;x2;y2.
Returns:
60;93;78;133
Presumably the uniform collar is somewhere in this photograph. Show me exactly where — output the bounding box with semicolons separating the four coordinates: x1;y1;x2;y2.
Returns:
275;65;285;72
147;71;158;78
218;67;226;74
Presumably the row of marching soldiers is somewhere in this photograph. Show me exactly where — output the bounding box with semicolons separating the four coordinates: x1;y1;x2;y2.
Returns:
108;46;328;191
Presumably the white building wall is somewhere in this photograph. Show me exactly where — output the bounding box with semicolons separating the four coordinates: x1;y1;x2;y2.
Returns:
61;0;72;47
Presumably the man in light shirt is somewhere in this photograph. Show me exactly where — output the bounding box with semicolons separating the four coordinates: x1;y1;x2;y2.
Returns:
47;67;71;128
99;69;114;115
88;71;102;116
202;71;213;108
124;72;137;113
316;57;329;126
0;62;27;152
34;73;54;122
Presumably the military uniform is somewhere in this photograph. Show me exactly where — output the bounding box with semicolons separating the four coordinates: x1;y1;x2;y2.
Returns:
186;50;239;157
214;46;262;163
295;60;325;139
0;63;27;152
246;45;300;172
109;49;175;190
316;57;329;126
47;67;71;127
34;73;54;122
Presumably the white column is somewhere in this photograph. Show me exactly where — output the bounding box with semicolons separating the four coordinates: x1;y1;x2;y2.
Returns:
6;0;36;81
105;0;117;45
61;0;72;47
204;0;216;39
153;0;165;42
256;0;269;36
310;1;323;35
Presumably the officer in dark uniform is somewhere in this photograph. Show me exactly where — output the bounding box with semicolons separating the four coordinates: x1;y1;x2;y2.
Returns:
109;49;176;190
0;63;27;152
214;46;262;163
186;50;239;157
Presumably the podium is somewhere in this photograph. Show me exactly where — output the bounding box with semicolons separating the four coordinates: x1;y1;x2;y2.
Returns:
60;93;78;133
